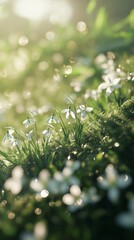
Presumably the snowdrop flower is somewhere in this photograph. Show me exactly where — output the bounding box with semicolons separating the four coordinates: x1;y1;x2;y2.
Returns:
10;138;21;148
2;129;21;148
26;130;33;140
47;114;58;124
62;107;75;119
98;73;122;96
116;199;134;229
4;166;24;195
42;130;52;143
42;129;52;139
97;164;131;203
3;129;15;142
77;105;93;119
23;117;35;128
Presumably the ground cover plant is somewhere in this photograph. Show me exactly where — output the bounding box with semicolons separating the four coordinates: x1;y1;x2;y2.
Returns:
0;0;134;239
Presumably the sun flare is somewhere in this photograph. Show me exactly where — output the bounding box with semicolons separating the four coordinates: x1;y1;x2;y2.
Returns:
13;0;72;24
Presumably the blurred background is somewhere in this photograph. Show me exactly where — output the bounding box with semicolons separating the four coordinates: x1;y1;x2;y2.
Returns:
0;0;134;36
0;0;134;133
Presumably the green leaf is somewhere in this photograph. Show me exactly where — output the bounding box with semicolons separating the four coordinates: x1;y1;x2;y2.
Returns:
94;7;108;35
127;9;134;28
87;0;97;14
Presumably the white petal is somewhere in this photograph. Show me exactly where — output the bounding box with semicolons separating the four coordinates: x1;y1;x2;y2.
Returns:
108;188;119;202
113;83;122;89
77;109;81;113
79;105;85;110
66;111;70;119
81;111;87;119
71;111;76;119
62;109;68;113
86;107;93;112
113;78;121;85
98;83;107;91
106;87;113;96
8;129;15;135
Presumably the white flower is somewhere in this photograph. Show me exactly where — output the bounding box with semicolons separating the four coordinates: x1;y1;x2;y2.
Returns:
77;105;93;119
62;107;75;119
10;138;21;148
42;129;52;137
42;129;52;142
47;114;58;124
23;117;35;128
26;130;33;140
98;73;122;96
3;129;15;142
4;166;24;195
97;164;131;203
116;199;134;229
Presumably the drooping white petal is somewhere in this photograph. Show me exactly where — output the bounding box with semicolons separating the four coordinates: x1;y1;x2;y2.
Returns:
106;87;113;96
98;82;108;91
66;110;70;119
70;111;75;119
86;107;93;112
108;187;119;202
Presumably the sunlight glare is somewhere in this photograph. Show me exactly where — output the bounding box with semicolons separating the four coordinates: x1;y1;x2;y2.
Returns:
14;0;50;21
14;0;72;24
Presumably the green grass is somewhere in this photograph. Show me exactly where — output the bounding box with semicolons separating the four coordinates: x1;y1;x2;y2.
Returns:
0;1;134;239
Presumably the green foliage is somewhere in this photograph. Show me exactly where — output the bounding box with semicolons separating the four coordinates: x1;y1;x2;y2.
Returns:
93;7;108;36
87;0;97;14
